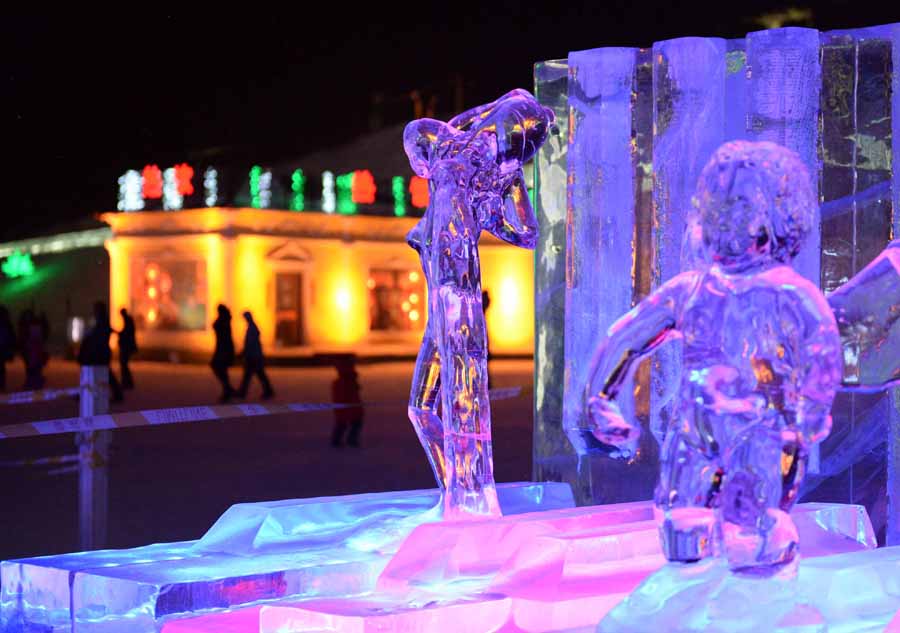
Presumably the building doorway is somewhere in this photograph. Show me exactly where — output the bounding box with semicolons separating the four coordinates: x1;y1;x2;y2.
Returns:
275;272;304;346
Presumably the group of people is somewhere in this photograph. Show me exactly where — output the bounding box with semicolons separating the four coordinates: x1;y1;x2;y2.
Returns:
77;302;137;402
210;304;363;447
210;305;275;402
0;306;50;391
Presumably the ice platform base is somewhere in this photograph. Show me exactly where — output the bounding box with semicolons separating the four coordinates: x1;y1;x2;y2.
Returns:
161;502;876;633
0;482;573;633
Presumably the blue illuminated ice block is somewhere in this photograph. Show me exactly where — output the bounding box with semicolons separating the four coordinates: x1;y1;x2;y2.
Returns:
0;482;573;633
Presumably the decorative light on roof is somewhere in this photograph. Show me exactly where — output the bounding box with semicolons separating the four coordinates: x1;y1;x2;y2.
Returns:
322;171;336;213
392;176;406;217
162;167;183;210
291;169;306;211
118;170;144;211
204;167;218;206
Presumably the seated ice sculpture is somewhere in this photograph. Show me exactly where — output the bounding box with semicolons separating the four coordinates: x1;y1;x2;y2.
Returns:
403;89;555;519
584;141;842;571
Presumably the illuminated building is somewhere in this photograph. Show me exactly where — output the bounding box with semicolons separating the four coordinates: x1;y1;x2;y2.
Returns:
101;207;534;357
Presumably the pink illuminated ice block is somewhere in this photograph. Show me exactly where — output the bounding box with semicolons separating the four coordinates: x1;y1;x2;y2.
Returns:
237;501;873;633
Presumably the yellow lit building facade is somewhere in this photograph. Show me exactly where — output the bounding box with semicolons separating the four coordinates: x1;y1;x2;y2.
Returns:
101;208;534;358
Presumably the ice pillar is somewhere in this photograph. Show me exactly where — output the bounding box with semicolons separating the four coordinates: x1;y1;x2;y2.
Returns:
562;47;658;504
533;60;573;488
650;37;727;443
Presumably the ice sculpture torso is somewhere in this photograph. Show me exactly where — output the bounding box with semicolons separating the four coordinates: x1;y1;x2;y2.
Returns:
403;89;555;519
585;141;842;571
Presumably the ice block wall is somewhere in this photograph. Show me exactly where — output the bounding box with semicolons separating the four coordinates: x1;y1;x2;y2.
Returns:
533;23;900;542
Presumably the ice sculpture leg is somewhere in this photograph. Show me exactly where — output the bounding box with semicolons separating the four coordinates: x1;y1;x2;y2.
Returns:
408;326;447;489
655;428;721;562
718;428;804;569
435;284;500;518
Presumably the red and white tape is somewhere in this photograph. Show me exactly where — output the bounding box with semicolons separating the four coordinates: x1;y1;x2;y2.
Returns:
0;386;528;441
0;387;80;405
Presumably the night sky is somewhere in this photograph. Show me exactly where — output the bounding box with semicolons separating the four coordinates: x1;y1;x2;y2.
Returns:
3;3;898;241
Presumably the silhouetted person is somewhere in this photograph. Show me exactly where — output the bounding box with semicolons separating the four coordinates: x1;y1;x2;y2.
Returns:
331;355;363;447
211;304;236;402
237;311;274;399
118;308;137;389
18;309;48;390
78;302;123;402
0;306;15;391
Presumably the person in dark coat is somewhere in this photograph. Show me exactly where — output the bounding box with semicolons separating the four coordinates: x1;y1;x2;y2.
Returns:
118;308;138;389
211;304;236;402
18;308;48;390
0;306;15;391
78;301;124;402
331;354;363;447
237;311;274;399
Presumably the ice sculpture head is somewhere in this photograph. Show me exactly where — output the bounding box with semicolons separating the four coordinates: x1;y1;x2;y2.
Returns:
690;141;816;271
403;89;554;237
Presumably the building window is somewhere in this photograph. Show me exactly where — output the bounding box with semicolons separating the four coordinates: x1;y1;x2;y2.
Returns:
131;258;207;331
367;269;425;331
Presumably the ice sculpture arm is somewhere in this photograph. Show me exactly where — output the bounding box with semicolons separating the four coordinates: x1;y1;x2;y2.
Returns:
584;272;697;454
789;283;843;444
477;172;538;248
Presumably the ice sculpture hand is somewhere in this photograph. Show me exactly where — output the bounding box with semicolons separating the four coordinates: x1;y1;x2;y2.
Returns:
583;141;841;572
404;90;555;520
587;395;640;458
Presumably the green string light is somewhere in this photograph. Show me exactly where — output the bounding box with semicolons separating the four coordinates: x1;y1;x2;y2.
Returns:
1;251;35;278
336;172;357;215
392;176;406;217
249;165;263;208
290;169;306;211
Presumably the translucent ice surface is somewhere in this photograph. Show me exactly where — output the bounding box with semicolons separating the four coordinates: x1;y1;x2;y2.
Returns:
1;482;572;633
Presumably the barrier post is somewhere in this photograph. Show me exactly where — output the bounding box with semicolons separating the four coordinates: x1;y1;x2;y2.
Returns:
76;365;110;550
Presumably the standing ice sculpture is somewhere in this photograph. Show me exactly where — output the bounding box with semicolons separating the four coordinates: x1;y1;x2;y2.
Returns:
584;141;842;570
403;89;555;519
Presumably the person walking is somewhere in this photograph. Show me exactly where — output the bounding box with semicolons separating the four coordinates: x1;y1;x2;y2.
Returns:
211;304;236;403
78;302;124;402
237;311;274;399
18;309;48;390
118;308;138;389
0;306;15;391
331;354;363;447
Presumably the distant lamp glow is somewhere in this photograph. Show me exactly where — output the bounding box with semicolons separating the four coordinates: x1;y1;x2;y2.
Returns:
402;301;411;312
335;287;352;311
147;308;158;324
117;170;144;211
392;176;406;216
203;167;219;206
291;169;306;211
68;316;85;344
322;171;336;213
1;251;35;278
146;264;160;281
142;165;163;199
351;170;377;204
366;278;376;289
162;167;184;210
409;293;419;304
336;173;357;214
408;271;420;283
147;287;158;299
409;309;420;322
409;175;429;209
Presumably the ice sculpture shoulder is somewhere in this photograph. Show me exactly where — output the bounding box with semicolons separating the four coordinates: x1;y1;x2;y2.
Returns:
403;89;555;519
584;140;842;571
